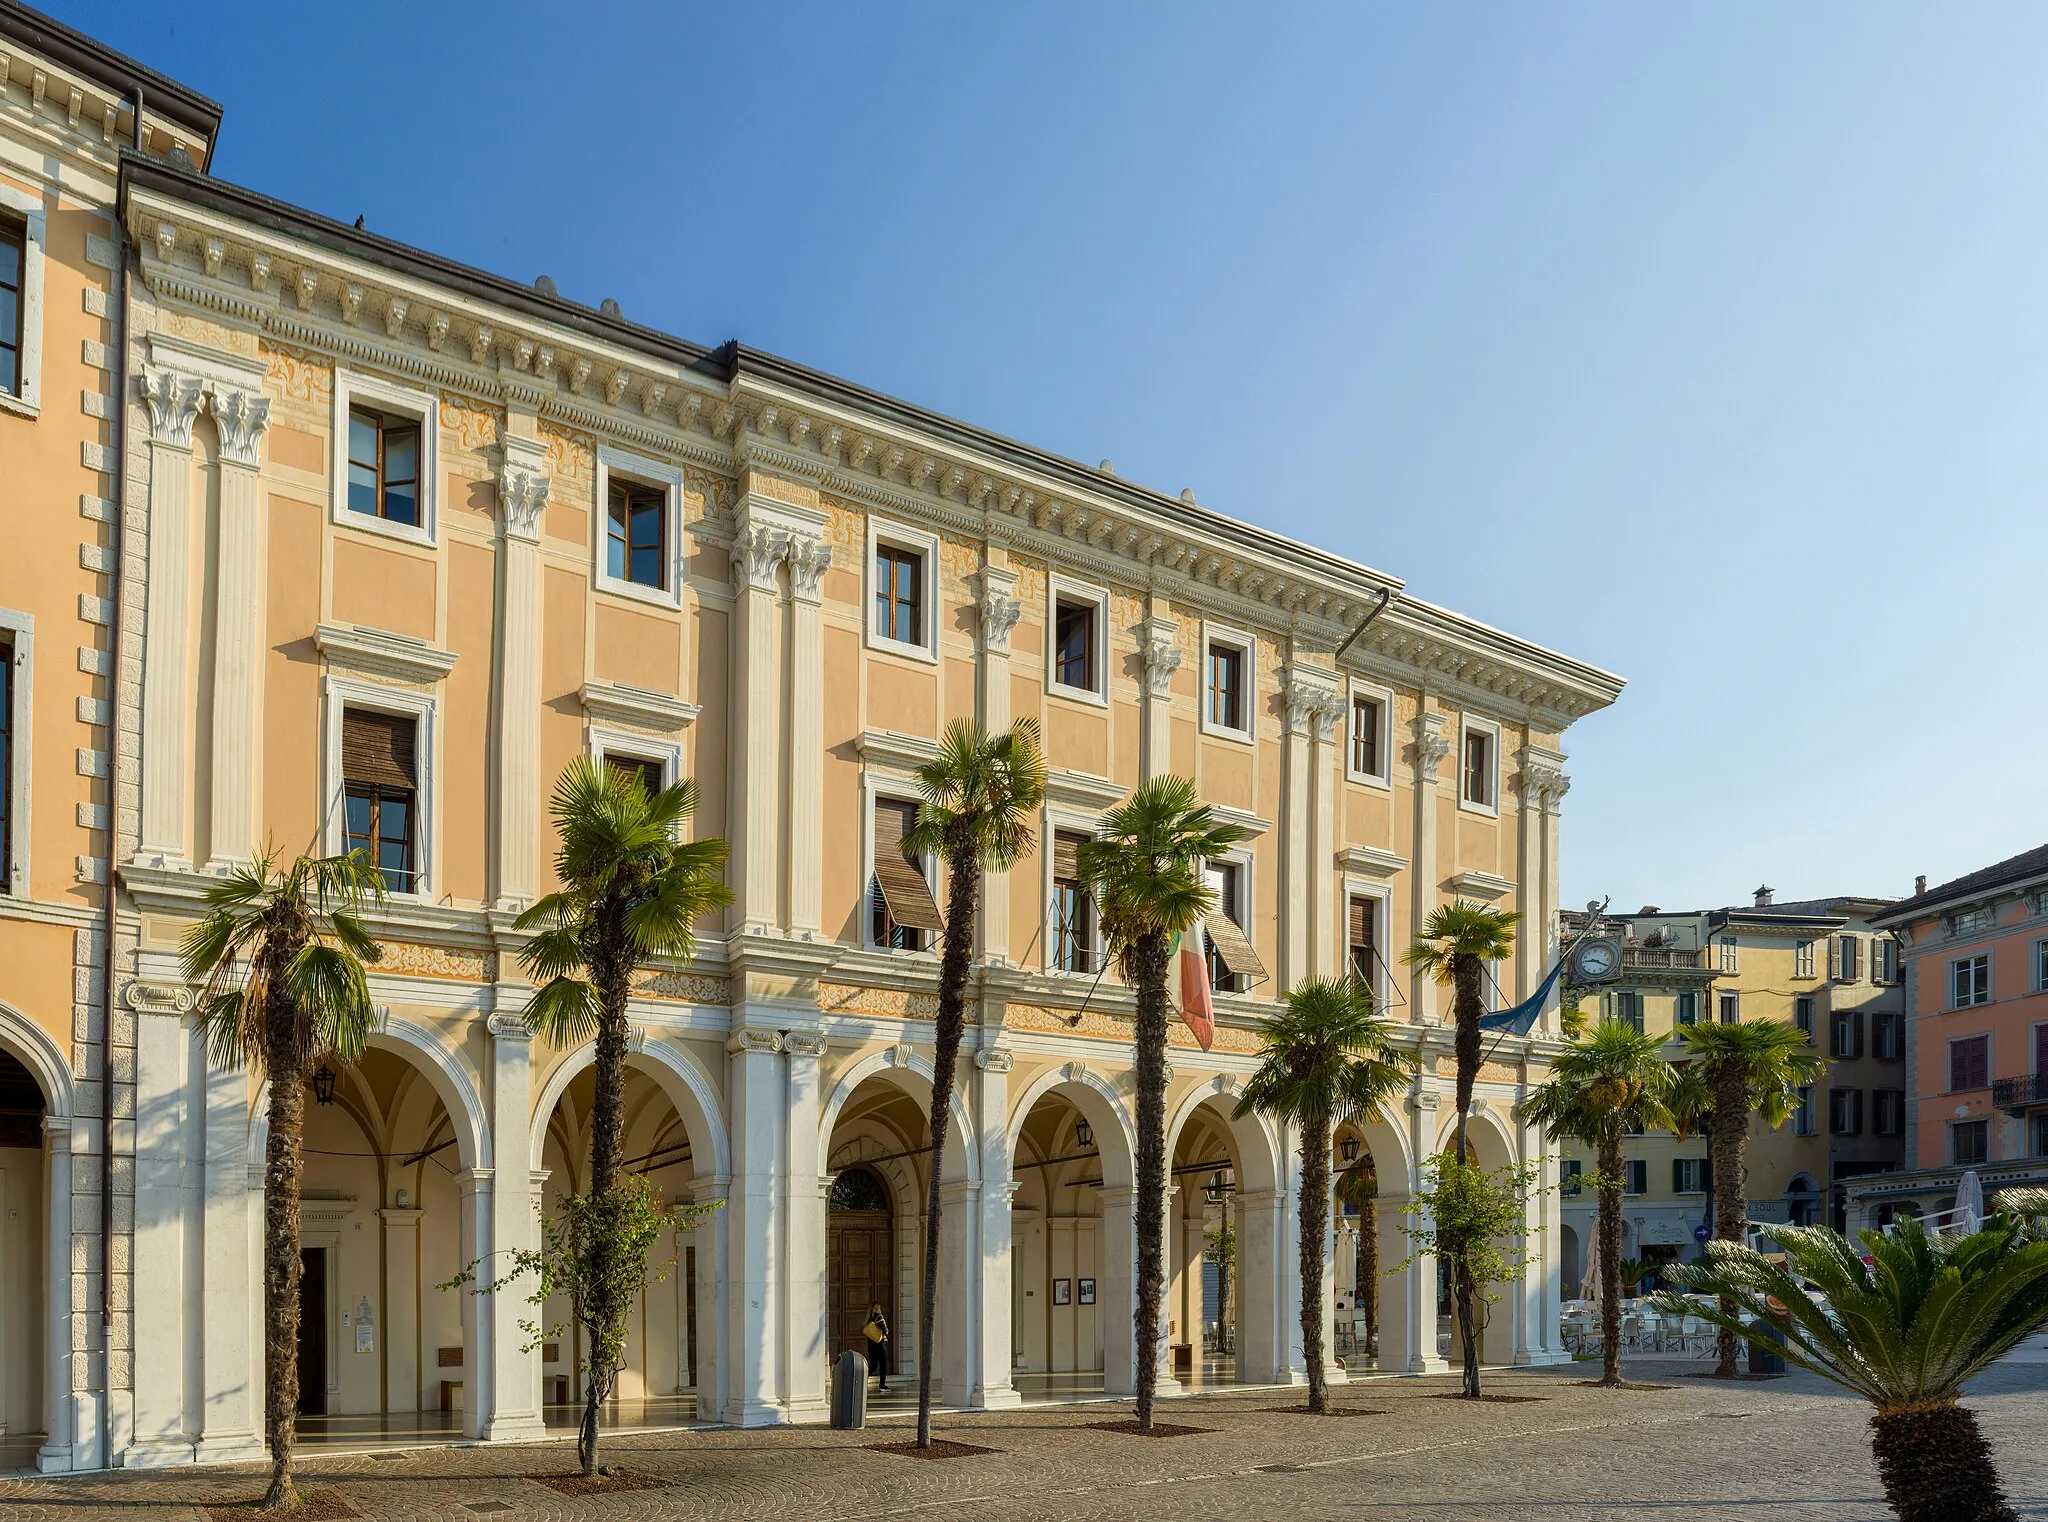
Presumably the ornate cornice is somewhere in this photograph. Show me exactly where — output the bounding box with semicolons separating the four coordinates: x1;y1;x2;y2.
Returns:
579;680;700;734
314;623;460;684
855;728;942;775
1446;870;1515;903
1337;844;1407;881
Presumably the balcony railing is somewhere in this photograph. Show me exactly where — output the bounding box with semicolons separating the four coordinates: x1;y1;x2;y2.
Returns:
1992;1073;2046;1113
1620;946;1710;970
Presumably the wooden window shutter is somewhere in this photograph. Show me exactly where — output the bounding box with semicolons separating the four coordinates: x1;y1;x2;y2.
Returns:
873;800;944;933
1852;1008;1866;1059
1052;830;1083;882
342;709;417;790
1349;897;1370;951
1204;909;1265;981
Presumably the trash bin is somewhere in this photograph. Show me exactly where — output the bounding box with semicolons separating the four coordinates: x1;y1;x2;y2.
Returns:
1747;1316;1787;1376
831;1349;868;1429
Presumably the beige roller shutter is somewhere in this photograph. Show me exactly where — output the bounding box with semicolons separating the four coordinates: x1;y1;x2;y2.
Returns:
342;709;417;790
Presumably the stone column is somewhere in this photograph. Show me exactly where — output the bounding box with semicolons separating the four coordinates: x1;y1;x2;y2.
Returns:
1514;747;1566;1008
1279;668;1320;992
689;1173;732;1422
1139;613;1180;782
1096;1186;1139;1396
1402;1095;1450;1373
1516;1113;1567;1365
36;1120;73;1473
483;1017;545;1440
492;432;549;910
379;1209;422;1412
940;1178;982;1408
1309;692;1342;979
136;365;204;867
1408;708;1451;1025
974;568;1021;964
971;1046;1020;1407
786;537;830;939
203;387;272;870
1237;1185;1287;1385
457;1169;494;1439
127;1003;191;1465
196;1026;262;1463
724;1026;784;1424
781;1030;829;1421
1179;1208;1206;1373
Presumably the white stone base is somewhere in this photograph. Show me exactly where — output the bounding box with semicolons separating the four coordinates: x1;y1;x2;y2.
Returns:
969;1386;1025;1410
123;1436;198;1468
480;1415;549;1443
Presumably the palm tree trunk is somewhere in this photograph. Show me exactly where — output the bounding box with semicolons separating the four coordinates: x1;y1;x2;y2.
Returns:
1130;932;1172;1430
1595;1132;1624;1388
1870;1401;2017;1522
1300;1115;1331;1413
1360;1197;1378;1359
1451;950;1484;1397
1710;1075;1746;1380
576;930;634;1476
260;1042;306;1510
916;832;981;1448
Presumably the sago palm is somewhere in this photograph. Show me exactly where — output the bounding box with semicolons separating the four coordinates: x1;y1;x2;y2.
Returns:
1656;1215;2048;1522
1078;775;1250;1429
1403;898;1517;1395
183;847;386;1511
899;717;1046;1447
516;758;731;1474
1674;1018;1822;1377
1517;1020;1675;1387
1236;976;1412;1412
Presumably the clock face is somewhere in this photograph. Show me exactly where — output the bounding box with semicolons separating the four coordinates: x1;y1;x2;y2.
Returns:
1576;942;1617;979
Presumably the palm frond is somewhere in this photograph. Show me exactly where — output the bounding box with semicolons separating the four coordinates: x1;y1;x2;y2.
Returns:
524;975;601;1046
282;941;381;1066
518;923;590;986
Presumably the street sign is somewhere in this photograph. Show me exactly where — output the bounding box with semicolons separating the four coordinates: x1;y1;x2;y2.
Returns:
1693;1223;1712;1243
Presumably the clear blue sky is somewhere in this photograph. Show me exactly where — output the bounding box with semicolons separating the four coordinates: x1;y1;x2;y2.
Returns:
84;2;2048;912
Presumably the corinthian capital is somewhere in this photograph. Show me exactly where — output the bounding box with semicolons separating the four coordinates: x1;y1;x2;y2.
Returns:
975;567;1022;655
140;366;205;448
730;523;789;591
1413;711;1451;781
1140;616;1182;698
787;534;833;602
208;387;272;468
496;435;551;543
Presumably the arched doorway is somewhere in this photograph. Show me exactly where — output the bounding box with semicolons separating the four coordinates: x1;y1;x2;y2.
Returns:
1165;1087;1282;1387
827;1165;893;1376
1784;1173;1819;1228
1332;1124;1381;1371
0;1046;47;1467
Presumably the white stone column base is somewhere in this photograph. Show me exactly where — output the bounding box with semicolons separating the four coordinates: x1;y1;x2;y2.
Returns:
1514;1348;1575;1367
784;1393;829;1424
729;1398;791;1427
969;1384;1024;1410
480;1414;549;1443
121;1436;197;1468
35;1443;73;1474
192;1433;267;1465
1323;1362;1350;1385
1408;1354;1452;1374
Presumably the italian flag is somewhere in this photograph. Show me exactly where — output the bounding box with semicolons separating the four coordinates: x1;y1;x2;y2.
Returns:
1166;928;1216;1052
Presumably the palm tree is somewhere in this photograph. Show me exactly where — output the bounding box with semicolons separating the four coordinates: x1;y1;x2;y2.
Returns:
516;758;732;1475
899;718;1046;1448
1077;776;1250;1429
1656;1215;2048;1522
1336;1151;1379;1355
1673;1018;1822;1377
1403;899;1518;1395
182;848;387;1511
1236;977;1412;1412
1518;1021;1675;1387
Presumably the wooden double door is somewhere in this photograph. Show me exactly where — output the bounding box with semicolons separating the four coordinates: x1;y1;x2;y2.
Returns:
828;1209;894;1369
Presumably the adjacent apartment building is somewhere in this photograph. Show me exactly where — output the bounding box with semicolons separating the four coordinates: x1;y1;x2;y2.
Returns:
1846;847;2048;1233
0;4;1623;1473
1555;889;1903;1290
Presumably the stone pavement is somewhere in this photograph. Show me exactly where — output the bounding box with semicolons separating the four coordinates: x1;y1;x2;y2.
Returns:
3;1358;2044;1520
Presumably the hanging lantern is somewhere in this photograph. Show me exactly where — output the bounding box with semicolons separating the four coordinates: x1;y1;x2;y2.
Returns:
312;1066;337;1106
1074;1119;1094;1150
1340;1135;1360;1164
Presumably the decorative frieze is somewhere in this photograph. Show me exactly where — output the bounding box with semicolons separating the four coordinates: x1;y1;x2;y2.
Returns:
817;982;940;1022
634;969;732;1005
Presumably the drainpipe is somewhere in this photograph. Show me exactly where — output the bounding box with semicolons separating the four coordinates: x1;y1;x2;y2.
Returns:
94;83;143;1471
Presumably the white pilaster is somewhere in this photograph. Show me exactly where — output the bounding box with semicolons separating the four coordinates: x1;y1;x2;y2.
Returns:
786;537;830;938
456;1169;493;1439
482;1017;545;1440
974;567;1020;964
126;1005;191;1465
1515;746;1566;1008
1139;614;1180;781
781;1030;828;1421
939;1177;981;1408
1409;708;1451;1025
1541;770;1570;1034
136;365;204;868
203;387;271;870
971;1046;1020;1407
1402;1095;1451;1373
379;1209;422;1412
724;1025;784;1424
196;1027;262;1463
492;432;549;909
689;1172;732;1422
36;1120;73;1473
1238;1184;1289;1385
1097;1185;1139;1397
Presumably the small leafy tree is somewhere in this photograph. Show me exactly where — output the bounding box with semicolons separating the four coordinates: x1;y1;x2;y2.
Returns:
1400;1151;1541;1397
1657;1215;2048;1522
1204;1218;1237;1345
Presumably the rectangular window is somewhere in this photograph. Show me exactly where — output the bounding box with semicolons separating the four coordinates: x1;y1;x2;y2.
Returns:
871;797;941;951
1051;830;1097;973
1461;727;1494;808
1873;1089;1905;1137
1560;1158;1583;1196
1831;1009;1862;1060
1614;990;1643;1034
1203;860;1266;993
1951;954;1991;1009
1673;1158;1707;1195
1791;1085;1816;1136
1874;938;1899;985
1206;643;1245;732
1623;1159;1647;1196
0;217;22;397
1829;1088;1864;1136
341;709;418;893
1718;936;1739;973
604;753;665;801
2034;1112;2048;1159
1949;1033;1990;1092
1718;991;1740;1025
1675;991;1698;1027
346;407;420;526
1836;935;1861;982
1949;906;1994;936
1349;694;1382;779
1347;895;1379;989
1953;1119;1989;1167
1794;995;1814;1037
874;545;923;647
2039;1022;2048;1077
2037;940;2048;994
605;478;666;589
1870;1011;1901;1060
1795;940;1815;978
1052;597;1098;695
0;634;12;890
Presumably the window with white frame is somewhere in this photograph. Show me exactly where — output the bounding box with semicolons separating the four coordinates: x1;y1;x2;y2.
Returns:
1951;954;1990;1009
331;370;438;547
324;679;435;897
1873;937;1899;984
866;519;938;661
1676;991;1699;1027
1203;857;1265;992
1347;683;1390;783
1835;934;1861;982
1949;905;1994;936
1829;1087;1864;1136
0;608;28;895
588;727;680;811
1048;576;1108;703
1347;894;1382;991
1794;994;1814;1037
1560;1158;1583;1196
1200;624;1253;739
1871;1010;1901;1060
1613;989;1643;1034
0;183;45;414
1872;1089;1905;1137
1717;991;1740;1024
1718;936;1739;973
1831;1008;1861;1059
1050;829;1099;973
2036;939;2048;994
593;446;684;606
1795;940;1815;978
1459;717;1499;812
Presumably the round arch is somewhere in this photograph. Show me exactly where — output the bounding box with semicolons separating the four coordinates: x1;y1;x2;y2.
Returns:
368;1015;490;1170
1164;1075;1282;1194
1004;1061;1137;1187
529;1033;730;1180
0;1002;72;1118
819;1047;978;1184
1434;1103;1518;1170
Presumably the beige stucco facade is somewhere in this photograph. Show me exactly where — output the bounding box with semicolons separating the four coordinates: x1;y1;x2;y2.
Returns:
0;8;1625;1473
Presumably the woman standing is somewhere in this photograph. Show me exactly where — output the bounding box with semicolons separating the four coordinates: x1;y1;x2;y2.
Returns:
863;1304;892;1392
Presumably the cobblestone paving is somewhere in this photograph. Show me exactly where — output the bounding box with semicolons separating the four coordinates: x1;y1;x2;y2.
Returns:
4;1359;2043;1520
